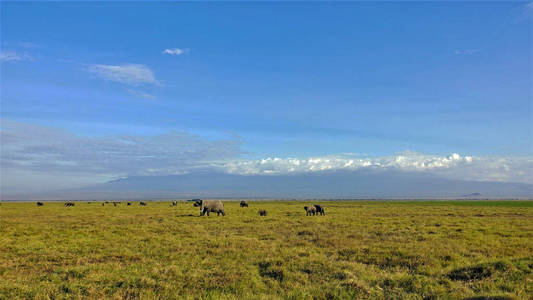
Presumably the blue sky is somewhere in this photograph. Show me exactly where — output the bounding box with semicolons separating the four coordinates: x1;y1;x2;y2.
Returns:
1;2;532;195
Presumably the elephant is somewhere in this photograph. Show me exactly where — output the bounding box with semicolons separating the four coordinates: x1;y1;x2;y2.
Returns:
304;205;317;216
240;201;249;207
195;200;225;216
313;204;325;215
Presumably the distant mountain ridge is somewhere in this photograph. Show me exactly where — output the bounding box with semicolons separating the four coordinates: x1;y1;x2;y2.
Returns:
462;192;483;197
3;169;532;200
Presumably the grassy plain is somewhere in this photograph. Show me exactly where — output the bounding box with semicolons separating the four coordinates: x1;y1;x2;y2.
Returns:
0;200;532;299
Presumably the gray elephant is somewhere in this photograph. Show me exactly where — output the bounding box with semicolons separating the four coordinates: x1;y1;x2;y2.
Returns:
313;204;325;215
304;205;317;216
195;200;225;216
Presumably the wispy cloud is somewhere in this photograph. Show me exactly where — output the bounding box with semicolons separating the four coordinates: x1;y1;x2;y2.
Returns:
524;2;533;19
514;2;533;22
454;49;479;55
162;48;189;56
0;51;32;62
525;2;533;13
18;42;40;48
88;64;158;85
127;89;155;100
1;120;241;180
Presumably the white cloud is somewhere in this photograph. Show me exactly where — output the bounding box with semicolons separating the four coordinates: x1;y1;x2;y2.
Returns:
88;64;158;85
0;51;31;62
220;152;473;175
219;152;533;184
162;48;189;56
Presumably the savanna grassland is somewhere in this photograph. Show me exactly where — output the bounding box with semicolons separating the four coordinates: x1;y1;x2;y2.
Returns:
0;200;532;299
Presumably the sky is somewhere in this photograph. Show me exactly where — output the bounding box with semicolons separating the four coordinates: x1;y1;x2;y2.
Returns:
1;2;532;197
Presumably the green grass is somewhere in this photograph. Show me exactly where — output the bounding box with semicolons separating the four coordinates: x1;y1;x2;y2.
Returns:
0;200;532;299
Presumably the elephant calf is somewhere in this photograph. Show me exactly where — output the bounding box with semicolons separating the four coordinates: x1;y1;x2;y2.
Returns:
195;200;225;216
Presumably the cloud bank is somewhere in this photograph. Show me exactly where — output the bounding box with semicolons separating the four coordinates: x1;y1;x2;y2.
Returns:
1;120;241;193
220;154;532;184
2;121;531;195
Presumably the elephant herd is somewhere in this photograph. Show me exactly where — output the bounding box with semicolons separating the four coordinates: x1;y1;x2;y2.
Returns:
36;199;326;217
304;205;325;216
192;200;325;217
